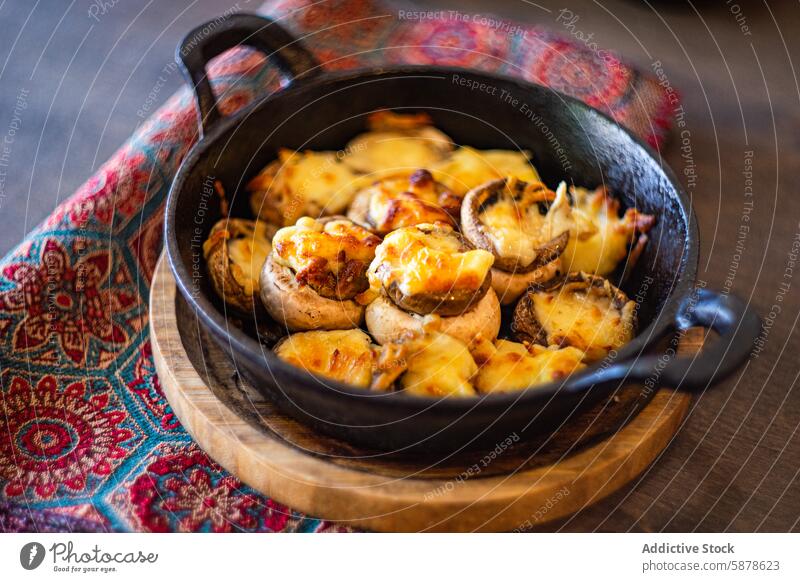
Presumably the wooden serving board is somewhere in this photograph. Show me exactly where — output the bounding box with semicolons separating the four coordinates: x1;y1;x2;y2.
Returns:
149;255;698;532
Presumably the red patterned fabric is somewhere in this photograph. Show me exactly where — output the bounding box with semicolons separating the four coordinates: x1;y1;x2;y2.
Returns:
0;0;677;532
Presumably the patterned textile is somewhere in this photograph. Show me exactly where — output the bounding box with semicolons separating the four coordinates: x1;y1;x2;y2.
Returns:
0;0;676;532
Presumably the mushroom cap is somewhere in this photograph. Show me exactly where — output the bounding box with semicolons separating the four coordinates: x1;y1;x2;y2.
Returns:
260;253;365;332
203;218;274;314
461;177;570;273
490;258;562;306
369;222;495;317
512;271;636;362
366;287;501;346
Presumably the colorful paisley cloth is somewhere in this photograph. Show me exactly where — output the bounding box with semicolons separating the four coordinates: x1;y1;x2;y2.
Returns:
0;0;676;532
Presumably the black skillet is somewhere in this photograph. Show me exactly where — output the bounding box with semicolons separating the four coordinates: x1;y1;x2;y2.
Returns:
165;14;760;453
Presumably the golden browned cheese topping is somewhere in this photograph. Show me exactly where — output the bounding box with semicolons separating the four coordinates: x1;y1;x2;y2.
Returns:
432;146;541;195
478;180;573;268
275;329;376;388
273;217;381;299
473;340;586;394
248;149;366;226
363;170;459;234
560;186;656;276
400;332;477;397
532;286;635;361
227;236;271;297
367;224;494;297
343;112;454;175
202;219;272;298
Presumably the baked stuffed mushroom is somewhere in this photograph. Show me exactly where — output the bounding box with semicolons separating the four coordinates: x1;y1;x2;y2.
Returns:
397;331;479;397
472;339;586;394
461;177;572;304
399;334;585;397
274;328;406;391
248;148;365;227
202;218;274;313
342;111;454;176
362;223;501;345
512;272;636;362
275;327;480;397
432;146;541;196
260;216;381;331
560;185;656;276
347;169;460;235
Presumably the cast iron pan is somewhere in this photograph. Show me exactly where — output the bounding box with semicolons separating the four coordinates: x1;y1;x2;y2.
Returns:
165;14;761;453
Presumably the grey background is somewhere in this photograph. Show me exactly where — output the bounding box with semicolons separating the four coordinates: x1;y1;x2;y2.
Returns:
0;0;233;257
0;0;799;530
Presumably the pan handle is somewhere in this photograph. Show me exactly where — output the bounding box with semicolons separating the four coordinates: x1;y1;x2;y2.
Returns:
176;13;320;137
568;288;761;393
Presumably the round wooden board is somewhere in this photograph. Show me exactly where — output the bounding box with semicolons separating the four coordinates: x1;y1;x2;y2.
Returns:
149;255;696;532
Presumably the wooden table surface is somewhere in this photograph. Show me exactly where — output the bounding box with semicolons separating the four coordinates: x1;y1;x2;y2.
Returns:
419;0;800;532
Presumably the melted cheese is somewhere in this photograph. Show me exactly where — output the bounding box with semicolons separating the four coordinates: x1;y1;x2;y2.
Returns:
433;147;541;194
369;191;453;233
275;329;376;388
227;230;272;297
474;340;585;394
272;216;379;277
401;332;477;397
532;288;633;361
344;130;451;175
203;219;271;298
528;344;587;383
249;149;364;224
478;181;574;267
368;225;494;297
561;186;644;276
365;172;453;233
